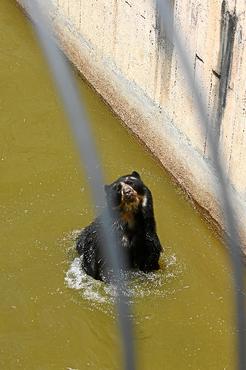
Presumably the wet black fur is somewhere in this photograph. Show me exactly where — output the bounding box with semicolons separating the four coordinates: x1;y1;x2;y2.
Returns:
76;171;162;281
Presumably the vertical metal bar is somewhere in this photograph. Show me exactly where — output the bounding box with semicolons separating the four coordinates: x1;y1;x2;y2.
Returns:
22;1;136;369
156;1;246;369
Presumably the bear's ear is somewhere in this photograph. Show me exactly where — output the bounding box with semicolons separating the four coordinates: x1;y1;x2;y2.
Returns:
131;171;141;179
104;184;110;194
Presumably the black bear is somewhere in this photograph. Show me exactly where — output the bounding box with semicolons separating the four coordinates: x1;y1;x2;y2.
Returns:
76;171;162;280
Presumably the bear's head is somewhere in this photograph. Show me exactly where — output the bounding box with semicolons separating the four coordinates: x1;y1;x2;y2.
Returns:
104;171;147;214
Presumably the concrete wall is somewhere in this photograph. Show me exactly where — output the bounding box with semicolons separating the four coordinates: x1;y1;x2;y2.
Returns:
18;0;246;250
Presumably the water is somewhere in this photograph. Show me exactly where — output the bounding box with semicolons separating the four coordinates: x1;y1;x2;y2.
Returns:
0;1;236;369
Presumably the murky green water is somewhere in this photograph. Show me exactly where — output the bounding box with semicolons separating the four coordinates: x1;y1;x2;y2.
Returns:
0;1;236;369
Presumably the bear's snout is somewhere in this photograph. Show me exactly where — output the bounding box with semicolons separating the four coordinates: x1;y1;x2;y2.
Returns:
121;183;136;202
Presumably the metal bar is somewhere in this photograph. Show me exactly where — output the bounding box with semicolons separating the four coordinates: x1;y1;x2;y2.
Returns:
156;1;246;369
22;1;136;369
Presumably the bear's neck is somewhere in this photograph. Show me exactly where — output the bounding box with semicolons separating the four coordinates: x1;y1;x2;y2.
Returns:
121;211;135;229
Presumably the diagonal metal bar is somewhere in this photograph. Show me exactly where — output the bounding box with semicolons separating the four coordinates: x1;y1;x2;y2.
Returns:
156;1;246;369
22;1;136;369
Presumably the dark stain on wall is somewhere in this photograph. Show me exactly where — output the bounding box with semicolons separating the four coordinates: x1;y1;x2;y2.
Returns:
155;0;174;53
155;0;174;104
125;1;132;7
196;54;204;64
216;0;237;138
212;69;221;79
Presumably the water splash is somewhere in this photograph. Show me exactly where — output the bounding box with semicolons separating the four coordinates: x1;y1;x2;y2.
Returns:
63;229;184;315
65;250;183;314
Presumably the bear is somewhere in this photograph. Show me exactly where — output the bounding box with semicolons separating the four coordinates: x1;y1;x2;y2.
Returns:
76;171;162;281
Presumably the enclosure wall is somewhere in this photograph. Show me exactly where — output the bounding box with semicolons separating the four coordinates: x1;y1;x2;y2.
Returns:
17;0;246;250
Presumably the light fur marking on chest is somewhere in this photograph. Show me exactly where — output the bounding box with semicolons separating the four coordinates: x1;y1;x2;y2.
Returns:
141;194;148;208
122;234;129;248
